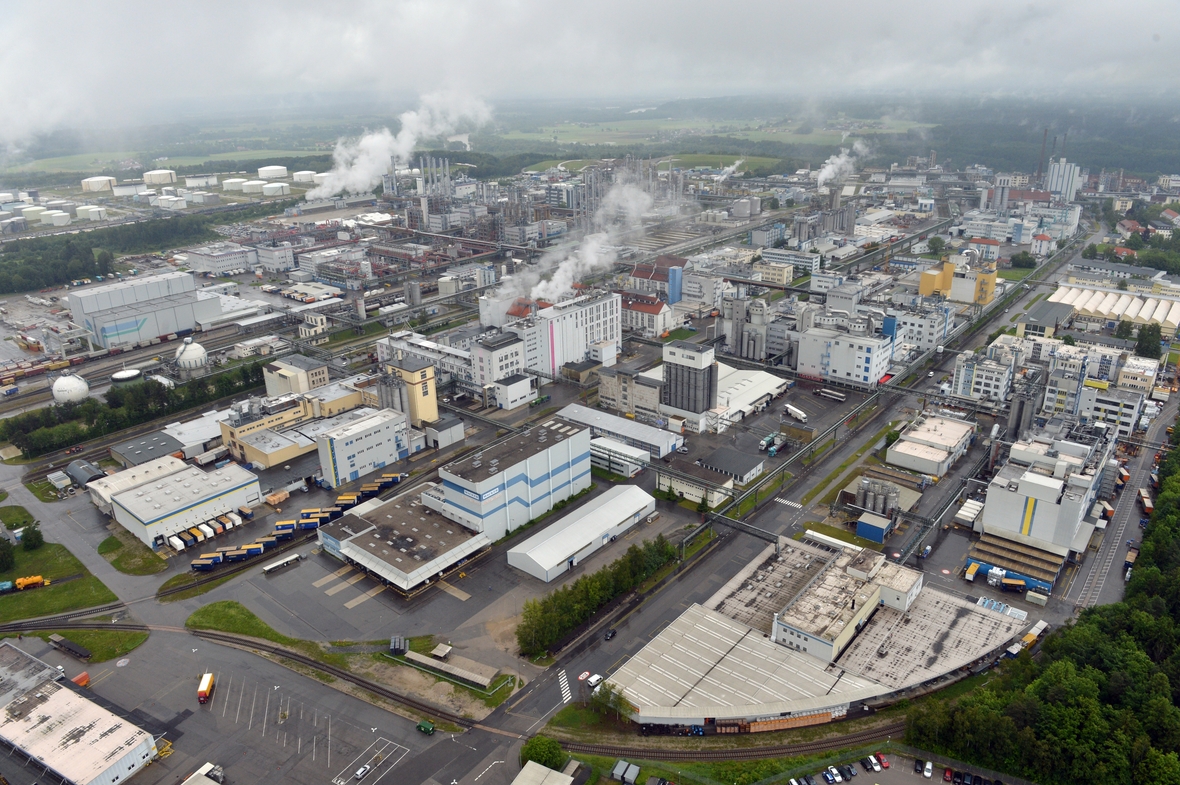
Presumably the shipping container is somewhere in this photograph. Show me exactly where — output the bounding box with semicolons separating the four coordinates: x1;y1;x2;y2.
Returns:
273;520;297;532
964;562;980;582
198;673;215;703
200;552;223;564
237;506;254;520
197;523;215;540
223;549;250;562
71;671;91;688
188;527;206;544
256;536;278;550
242;543;265;556
168;535;186;551
271;529;294;542
190;558;216;572
178;530;196;548
227;512;243;527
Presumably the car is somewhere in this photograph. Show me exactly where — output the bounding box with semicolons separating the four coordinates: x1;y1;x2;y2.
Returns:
944;769;953;782
915;759;925;774
875;753;889;769
605;629;617;640
869;757;881;772
840;764;856;779
677;446;689;454
355;765;372;780
928;371;935;377
924;761;934;778
972;776;983;785
860;758;874;773
820;772;834;785
953;772;964;784
827;766;843;783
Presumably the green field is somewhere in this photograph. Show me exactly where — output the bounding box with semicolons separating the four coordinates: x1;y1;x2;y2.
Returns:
4;149;323;174
97;534;167;576
0;543;117;623
998;267;1036;281
521;154;783;174
0;505;33;530
9;629;149;663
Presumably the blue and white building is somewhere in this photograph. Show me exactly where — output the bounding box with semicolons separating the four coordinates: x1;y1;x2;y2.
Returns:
316;408;414;488
425;416;592;540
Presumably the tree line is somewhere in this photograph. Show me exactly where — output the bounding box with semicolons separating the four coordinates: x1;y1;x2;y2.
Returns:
516;535;677;656
906;422;1180;784
0;362;264;457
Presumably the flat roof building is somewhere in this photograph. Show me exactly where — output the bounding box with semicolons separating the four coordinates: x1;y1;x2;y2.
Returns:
698;447;764;486
317;408;413;488
87;456;187;515
507;486;656;582
556;403;683;458
263;355;330;397
109;432;185;468
886;414;974;477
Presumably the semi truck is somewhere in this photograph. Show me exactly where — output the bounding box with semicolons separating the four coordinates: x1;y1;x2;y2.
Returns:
198;673;215;704
785;404;808;424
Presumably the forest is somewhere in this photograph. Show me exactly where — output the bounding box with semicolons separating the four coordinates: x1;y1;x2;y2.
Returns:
516;535;676;656
906;423;1180;784
0;362;264;457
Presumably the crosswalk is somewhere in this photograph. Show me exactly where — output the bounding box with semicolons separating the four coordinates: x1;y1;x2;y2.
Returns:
558;670;571;703
775;498;803;509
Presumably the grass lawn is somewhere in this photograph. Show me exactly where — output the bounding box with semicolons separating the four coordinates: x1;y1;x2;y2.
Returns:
11;629;149;663
97;533;167;576
158;571;238;602
794;522;883;551
0;491;7;503
998;267;1035;281
800;421;896;506
187;601;294;644
801;439;835;467
591;467;630;484
327;321;387;344
0;543;117;623
0;505;33;529
662;327;697;342
23;481;59;503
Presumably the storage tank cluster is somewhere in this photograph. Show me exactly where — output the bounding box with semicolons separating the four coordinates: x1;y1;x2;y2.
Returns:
223;178;247;191
143;169;177;185
262;183;290;196
856;479;902;516
241;180;267;194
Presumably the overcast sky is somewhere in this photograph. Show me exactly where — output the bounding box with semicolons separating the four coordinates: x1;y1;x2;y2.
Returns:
2;0;1178;141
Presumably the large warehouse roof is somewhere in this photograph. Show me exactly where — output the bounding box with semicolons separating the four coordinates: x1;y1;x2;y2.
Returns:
111;464;258;525
556;404;682;457
507;486;655;575
87;456;187;507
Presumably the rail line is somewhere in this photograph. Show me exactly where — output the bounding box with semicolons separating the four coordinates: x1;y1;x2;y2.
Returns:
560;719;906;761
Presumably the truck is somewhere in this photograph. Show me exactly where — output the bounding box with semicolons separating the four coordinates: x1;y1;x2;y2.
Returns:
15;575;45;590
0;384;18;397
48;633;92;661
71;671;91;688
785;404;808;424
198;673;215;704
1125;545;1140;570
758;434;775;451
964;562;980;582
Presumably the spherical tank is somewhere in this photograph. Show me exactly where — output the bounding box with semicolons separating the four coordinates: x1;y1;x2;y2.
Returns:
52;374;90;403
175;337;208;370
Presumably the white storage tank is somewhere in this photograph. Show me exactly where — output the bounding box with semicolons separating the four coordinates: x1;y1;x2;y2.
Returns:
175;337;208;370
81;176;116;192
312;173;330;186
20;206;46;222
222;178;247;191
110;369;143;387
292;170;316;183
50;211;71;226
89;206;108;220
258;165;288;180
143;169;177;185
262;182;290;196
241;180;267;194
75;206;94;220
52;374;90;403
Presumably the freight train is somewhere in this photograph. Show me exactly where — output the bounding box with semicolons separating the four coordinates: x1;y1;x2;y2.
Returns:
0;327;201;387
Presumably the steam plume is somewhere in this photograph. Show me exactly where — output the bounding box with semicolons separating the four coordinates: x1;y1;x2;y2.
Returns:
306;93;490;199
816;139;870;187
713;159;745;182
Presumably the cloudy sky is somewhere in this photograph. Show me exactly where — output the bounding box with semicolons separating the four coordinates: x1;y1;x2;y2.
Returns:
1;0;1176;140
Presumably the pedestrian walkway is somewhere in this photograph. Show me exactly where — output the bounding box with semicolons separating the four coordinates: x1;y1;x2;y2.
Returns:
775;498;803;509
557;669;571;703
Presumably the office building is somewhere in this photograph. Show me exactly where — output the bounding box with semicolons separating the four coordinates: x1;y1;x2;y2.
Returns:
471;331;525;388
793;327;894;388
1118;355;1159;394
660;341;718;415
317;408;413;488
950;353;1014;403
185;242;259;274
264;355;330;397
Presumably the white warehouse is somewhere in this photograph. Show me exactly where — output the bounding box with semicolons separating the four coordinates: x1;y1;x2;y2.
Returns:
316;408;414;488
507;486;656;582
109;463;262;548
65;271;223;350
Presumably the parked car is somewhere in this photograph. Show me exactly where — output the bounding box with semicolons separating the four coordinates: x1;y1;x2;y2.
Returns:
914;759;925;774
875;753;889;769
840;764;856;779
827;766;843;783
953;772;964;784
355;765;372;780
604;628;617;641
924;761;934;778
944;769;953;782
868;757;881;772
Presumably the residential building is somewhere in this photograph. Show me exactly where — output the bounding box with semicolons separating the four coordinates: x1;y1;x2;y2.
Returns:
317;408;412;488
619;291;675;337
263;355;330;397
387;355;438;427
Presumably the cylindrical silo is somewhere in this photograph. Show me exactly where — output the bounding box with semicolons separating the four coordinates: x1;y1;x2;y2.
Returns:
241;180;267;194
866;489;876;513
857;479;868;508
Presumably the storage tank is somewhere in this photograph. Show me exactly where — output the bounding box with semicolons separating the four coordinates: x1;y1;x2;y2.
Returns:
857;479;869;508
89;206;107;221
865;488;876;513
888;488;900;515
52;374;90;403
312;173;330;186
241;180;267;194
143;169;177;185
81;176;116;192
75;206;94;220
292;171;316;183
258;165;288;180
21;206;46;222
262;182;291;196
222;178;247;191
110;369;143;387
49;212;71;226
175;337;208;370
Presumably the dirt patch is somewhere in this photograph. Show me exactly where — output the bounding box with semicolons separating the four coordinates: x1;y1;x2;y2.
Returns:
349;655;491;720
484;616;522;653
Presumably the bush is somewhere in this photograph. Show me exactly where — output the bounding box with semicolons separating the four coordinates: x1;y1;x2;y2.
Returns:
520;735;565;770
0;539;13;572
22;522;43;551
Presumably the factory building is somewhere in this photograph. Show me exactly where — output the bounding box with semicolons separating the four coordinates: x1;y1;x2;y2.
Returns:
656;459;734;509
110;432;185;467
886;415;974;478
596;362;663;421
619;291;675;338
256;242;297;272
65;271;223;350
793;326;894;389
590;437;651;479
263;355;330;397
317;408;413;488
918;256;998;305
660;341;718;417
318;483;489;595
185;242;259;275
386;355;439;427
698;447;764;486
505;291;622;378
378;331;475;390
507;486;656;582
87;456;187;516
472;331;526;388
950;353;1014;403
0;643;157;785
424;417;592;541
109;463;262;548
556;403;683;458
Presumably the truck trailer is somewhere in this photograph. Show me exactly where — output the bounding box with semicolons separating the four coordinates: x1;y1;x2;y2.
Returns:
198;673;215;704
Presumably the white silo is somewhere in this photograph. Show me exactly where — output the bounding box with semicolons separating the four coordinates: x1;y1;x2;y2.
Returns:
262;183;290;196
241;180;267;194
143;169;177;185
292;171;316;183
175;337;208;370
312;173;330;186
75;206;94;220
81;176;116;192
258;165;288;180
222;178;247;191
52;374;90;404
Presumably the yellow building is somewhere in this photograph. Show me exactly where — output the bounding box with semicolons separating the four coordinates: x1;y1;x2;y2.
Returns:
387;356;438;427
918;257;997;305
751;260;794;286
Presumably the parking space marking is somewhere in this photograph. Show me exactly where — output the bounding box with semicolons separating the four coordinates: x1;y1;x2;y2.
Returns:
344;583;386;609
436;579;471;601
313;566;353;588
558;670;571;703
325;573;367;596
332;738;408;785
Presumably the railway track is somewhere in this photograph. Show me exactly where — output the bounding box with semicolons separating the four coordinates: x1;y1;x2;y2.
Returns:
560;719;906;761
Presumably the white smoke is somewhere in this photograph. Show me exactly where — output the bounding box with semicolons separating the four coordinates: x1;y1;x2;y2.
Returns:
496;179;654;303
305;93;491;199
816;139;870;188
713;158;745;182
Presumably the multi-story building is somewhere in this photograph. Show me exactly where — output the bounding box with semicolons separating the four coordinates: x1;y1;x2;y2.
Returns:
471;331;525;389
379;331;475;390
1118;355;1159;393
762;247;821;274
386;356;438;427
680;272;726;309
950;353;1013;403
1078;382;1144;437
506;292;621;379
317;409;413;488
1046;158;1082;202
255;242;296;272
892;306;953;352
793;325;894;388
263;355;330;397
299;312;330;345
810;271;846;292
751;260;794;286
423;417;592;540
185;242;258;274
660;341;718;416
749;222;786;248
619;291;674;338
918;256;998;305
596;363;662;421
